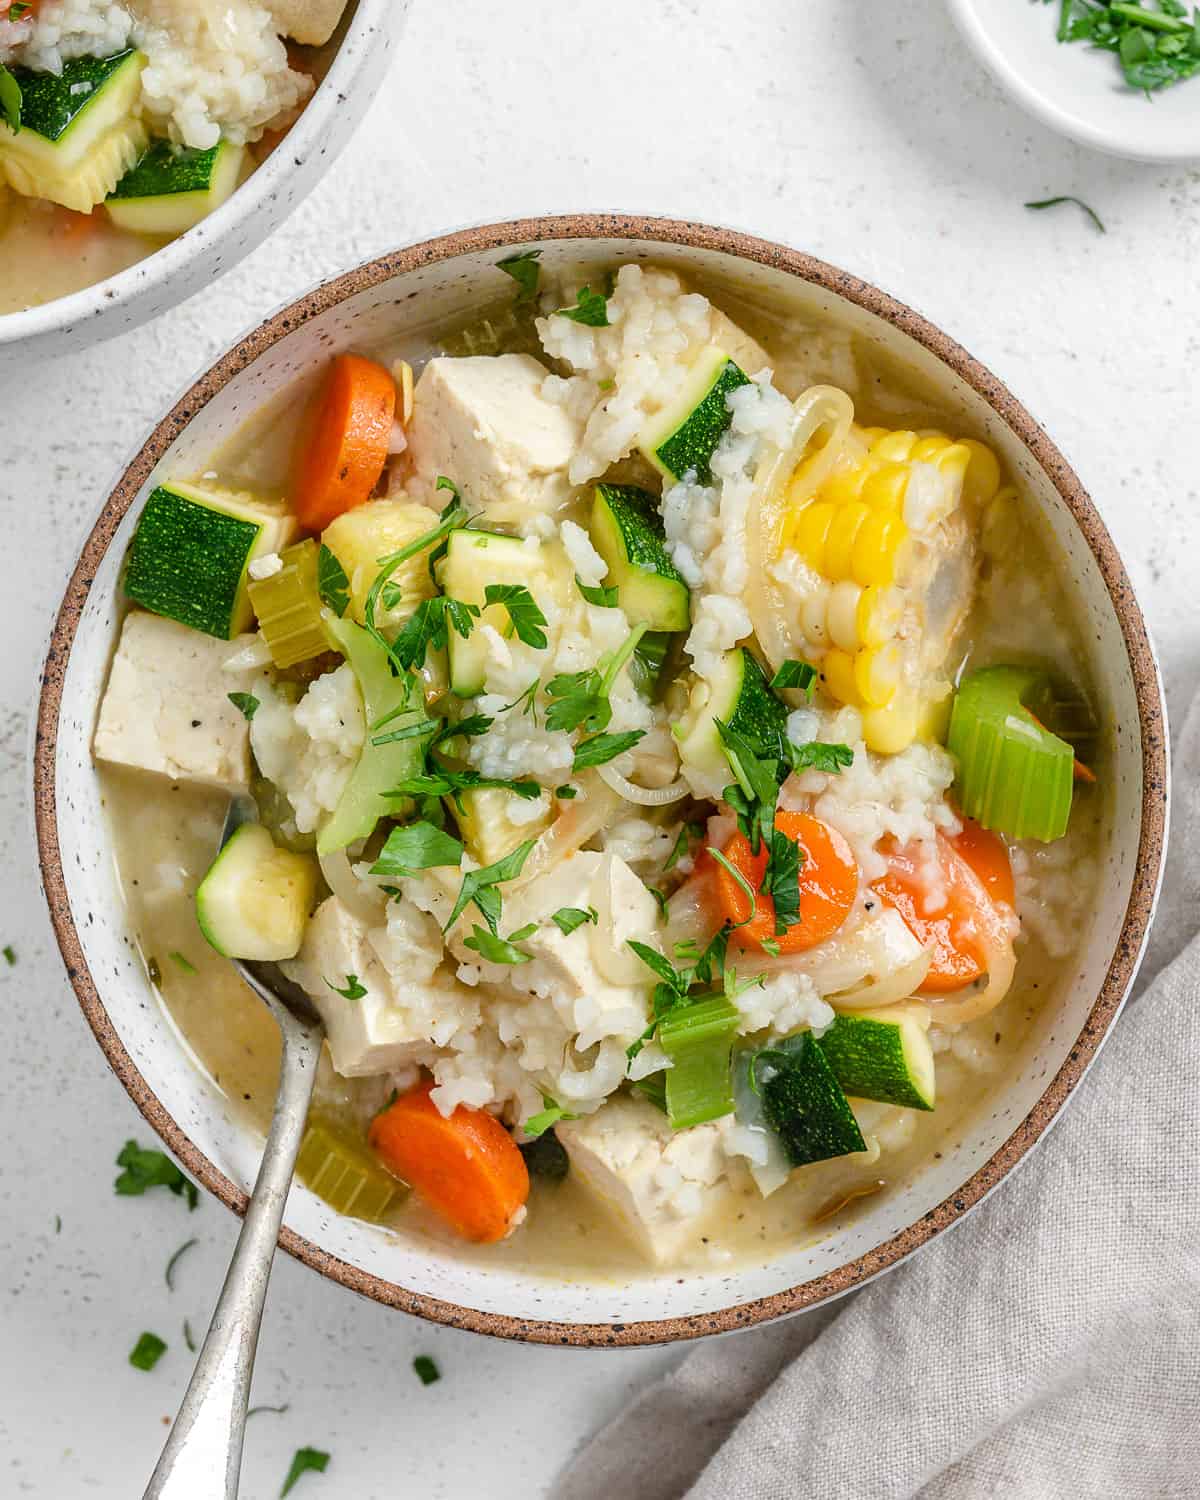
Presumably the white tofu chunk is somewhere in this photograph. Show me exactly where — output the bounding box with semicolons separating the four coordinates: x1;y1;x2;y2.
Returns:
405;355;583;523
264;0;347;44
93;612;252;793
559;1096;740;1265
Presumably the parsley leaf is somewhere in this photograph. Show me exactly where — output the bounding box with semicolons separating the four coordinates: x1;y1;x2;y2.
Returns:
280;1446;330;1496
0;64;22;134
413;1355;441;1385
389;766;541;809
550;905;597;935
370;822;464;877
445;840;536;934
168;950;196;974
390;593;480;670
575;575;618;608
770;659;817;696
544;624;646;734
627;940;686;991
165;1237;198;1291
462;924;534;965
115;1141;198;1210
129;1332;167;1371
317;544;350;617
788;741;854;774
325;973;368;1000
706;847;758;928
227;691;259;720
496;249;541;303
484;582;549;648
9;3;32;17
364;505;470;668
572;729;645;770
436;712;494;742
555;783;577;799
762;828;802;936
555;285;611;326
1024;195;1107;234
522;1095;579;1139
1046;0;1200;94
664;820;704;872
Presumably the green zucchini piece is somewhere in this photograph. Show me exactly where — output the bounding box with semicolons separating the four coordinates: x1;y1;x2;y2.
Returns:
247;539;335;668
438;528;556;697
758;1030;867;1168
639;346;751;485
317;616;426;855
659;995;740;1129
296;1118;406;1221
816;1006;935;1111
0;50;147;212
947;666;1074;842
675;647;789;783
107;137;245;236
123;481;296;640
195;823;317;962
589;483;690;632
630;629;674;700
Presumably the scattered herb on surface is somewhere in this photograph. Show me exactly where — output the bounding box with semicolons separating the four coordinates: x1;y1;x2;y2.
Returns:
227;692;259;721
706;847;758;928
10;4;33;19
280;1446;330;1496
165;1237;198;1291
2;944;14;966
247;1403;291;1418
575;575;619;608
167;950;197;975
647;886;670;918
413;1355;441;1386
1025;194;1107;233
183;1320;196;1353
115;1141;198;1210
550;905;597;936
54;1214;62;1234
554;285;611;326
390;593;480;670
129;1332;167;1371
316;544;350;617
496;249;542;303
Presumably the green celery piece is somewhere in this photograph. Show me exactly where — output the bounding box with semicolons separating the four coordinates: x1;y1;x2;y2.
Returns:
659;995;740;1129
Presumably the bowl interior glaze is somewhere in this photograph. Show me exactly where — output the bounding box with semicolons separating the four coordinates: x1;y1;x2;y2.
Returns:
35;219;1168;1345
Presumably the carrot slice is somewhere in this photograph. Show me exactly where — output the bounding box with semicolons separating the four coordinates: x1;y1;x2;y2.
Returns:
873;819;1014;993
715;809;859;954
367;1080;529;1244
292;353;396;532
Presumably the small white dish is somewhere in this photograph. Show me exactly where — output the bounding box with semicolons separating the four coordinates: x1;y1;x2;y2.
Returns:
948;0;1200;162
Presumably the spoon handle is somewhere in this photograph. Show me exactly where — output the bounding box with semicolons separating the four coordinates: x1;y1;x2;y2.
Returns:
143;1019;323;1500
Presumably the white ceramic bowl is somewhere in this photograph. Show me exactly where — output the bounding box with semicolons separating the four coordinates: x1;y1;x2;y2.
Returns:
0;0;404;363
948;0;1200;162
34;217;1169;1346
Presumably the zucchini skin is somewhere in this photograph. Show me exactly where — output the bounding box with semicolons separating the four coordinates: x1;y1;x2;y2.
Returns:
761;1031;867;1167
654;357;751;484
109;138;221;198
8;50;139;142
723;648;791;763
817;1013;935;1112
590;483;690;632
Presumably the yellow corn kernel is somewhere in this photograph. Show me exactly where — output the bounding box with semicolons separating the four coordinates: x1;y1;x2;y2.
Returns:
800;589;830;647
854;643;901;707
860;463;909;513
857;584;903;648
851;509;907;587
917;691;953;745
871;430;918;463
856;425;889;446
819;463;871;509
826;580;863;651
824;502;870;580
788;500;835;566
861;695;920;754
822;648;861;707
960;439;1002;508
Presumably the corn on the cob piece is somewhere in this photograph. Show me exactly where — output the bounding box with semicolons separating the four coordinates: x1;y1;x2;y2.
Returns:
777;423;1002;753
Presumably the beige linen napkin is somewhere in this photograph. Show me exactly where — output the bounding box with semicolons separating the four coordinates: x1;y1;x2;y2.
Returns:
553;705;1198;1500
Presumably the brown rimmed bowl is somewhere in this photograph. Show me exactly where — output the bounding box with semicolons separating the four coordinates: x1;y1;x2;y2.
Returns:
33;215;1169;1346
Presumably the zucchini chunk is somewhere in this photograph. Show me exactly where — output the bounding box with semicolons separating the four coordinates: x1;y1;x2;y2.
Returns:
816;1006;936;1112
296;1117;407;1222
438;528;559;697
123;481;297;640
195;822;317;962
107;137;245;236
317;616;427;855
589;483;690;632
639;346;751;485
0;50;147;212
758;1030;867;1168
675;647;789;783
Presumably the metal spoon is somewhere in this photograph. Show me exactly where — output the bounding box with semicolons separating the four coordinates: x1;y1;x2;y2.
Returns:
144;799;325;1500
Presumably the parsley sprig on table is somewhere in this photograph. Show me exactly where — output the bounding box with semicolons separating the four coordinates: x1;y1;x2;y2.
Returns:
1047;0;1200;93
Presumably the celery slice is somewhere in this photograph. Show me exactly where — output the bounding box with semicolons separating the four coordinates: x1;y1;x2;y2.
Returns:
659;996;740;1129
247;540;334;668
947;666;1074;842
295;1118;406;1222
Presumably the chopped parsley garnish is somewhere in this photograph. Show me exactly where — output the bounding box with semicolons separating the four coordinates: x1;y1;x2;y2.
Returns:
1046;0;1200;94
165;1237;198;1291
625;941;695;1062
227;691;259;721
9;3;32;17
544;624;647;733
0;64;21;134
445;839;536;935
522;1095;579;1139
1025;195;1107;233
572;728;646;770
364;502;471;670
714;719;802;939
575;575;618;608
168;950;197;974
788;741;854;774
706;847;758;928
129;1332;167;1371
280;1446;331;1496
325;973;368;1001
390;594;480;670
316;544;350;617
389;765;541;810
462;924;533;965
483;583;549;648
554;285;611;326
550;905;597;935
496;248;542;303
438;712;494;742
502;677;540;721
647;886;669;918
2;944;14;966
371;822;464;877
770;659;817;696
413;1355;441;1386
115;1141;198;1210
664;820;705;872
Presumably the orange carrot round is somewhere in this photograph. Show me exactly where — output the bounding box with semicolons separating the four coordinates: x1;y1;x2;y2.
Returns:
368;1080;529;1244
874;819;1014;993
292;353;395;532
715;809;858;954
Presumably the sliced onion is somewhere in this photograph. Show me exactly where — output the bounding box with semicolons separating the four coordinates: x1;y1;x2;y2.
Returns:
597;762;689;806
318;848;387;925
742;906;923;995
746;385;855;671
829;946;933;1011
662;877;712;955
513;775;623;887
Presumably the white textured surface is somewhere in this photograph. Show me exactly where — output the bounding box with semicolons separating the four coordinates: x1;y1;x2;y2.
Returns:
0;1;1196;1496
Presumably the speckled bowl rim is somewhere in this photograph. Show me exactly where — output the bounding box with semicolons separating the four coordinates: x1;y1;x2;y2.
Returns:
33;214;1169;1347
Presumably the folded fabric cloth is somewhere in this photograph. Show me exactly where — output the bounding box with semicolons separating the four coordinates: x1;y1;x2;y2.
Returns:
553;703;1196;1500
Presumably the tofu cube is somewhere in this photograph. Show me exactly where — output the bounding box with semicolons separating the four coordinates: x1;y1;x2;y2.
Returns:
93;611;252;793
264;0;348;44
404;355;582;522
559;1095;739;1265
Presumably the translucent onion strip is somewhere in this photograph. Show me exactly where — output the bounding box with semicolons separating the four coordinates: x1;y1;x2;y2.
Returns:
597;763;689;806
319;848;387;925
514;774;623;887
828;947;933;1011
